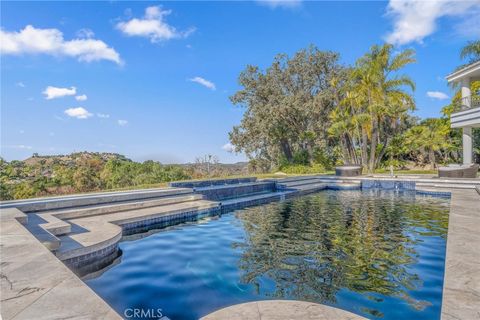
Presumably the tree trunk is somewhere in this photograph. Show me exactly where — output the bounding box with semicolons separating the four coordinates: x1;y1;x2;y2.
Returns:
361;128;368;170
340;136;350;164
369;117;379;173
428;149;436;170
344;133;358;164
280;139;293;162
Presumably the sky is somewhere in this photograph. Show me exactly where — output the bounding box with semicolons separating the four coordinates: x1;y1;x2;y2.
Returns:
1;0;479;163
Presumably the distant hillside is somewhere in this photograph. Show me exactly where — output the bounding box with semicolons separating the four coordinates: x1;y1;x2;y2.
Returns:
0;152;249;200
22;152;130;167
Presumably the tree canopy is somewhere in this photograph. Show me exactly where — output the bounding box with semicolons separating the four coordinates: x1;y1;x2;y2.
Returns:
230;46;346;169
230;44;419;172
229;42;479;173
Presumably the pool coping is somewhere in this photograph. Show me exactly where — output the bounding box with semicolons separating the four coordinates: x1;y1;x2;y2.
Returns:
0;208;121;320
440;189;480;320
201;300;367;320
1;179;479;319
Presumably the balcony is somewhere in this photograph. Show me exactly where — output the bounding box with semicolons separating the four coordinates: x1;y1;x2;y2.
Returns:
451;100;480;128
459;95;480;111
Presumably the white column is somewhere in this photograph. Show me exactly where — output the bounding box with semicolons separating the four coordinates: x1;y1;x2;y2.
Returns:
461;78;471;109
460;78;472;164
463;127;473;164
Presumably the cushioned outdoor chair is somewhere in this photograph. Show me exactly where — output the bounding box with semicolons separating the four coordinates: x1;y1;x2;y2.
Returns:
438;163;479;178
335;165;363;177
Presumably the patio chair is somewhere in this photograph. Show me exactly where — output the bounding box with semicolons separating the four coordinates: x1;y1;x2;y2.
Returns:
438;163;479;178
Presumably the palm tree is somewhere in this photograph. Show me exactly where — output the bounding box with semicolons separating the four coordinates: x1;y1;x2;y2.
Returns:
460;40;480;64
404;119;452;169
330;44;415;173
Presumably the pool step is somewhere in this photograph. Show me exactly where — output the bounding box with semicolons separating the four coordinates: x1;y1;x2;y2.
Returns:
57;199;220;263
0;187;194;213
326;182;361;190
270;176;323;183
277;177;361;191
284;183;328;195
220;191;287;212
24;213;62;251
38;193;203;236
38;193;203;235
276;178;324;188
416;182;477;189
317;178;362;184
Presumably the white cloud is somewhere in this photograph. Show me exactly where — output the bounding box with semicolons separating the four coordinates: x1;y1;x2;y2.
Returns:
64;107;93;119
385;0;480;45
75;94;87;101
97;113;110;118
257;0;302;9
0;25;122;64
222;142;235;153
188;76;216;90
118;119;128;126
427;91;449;100
116;6;195;43
43;86;76;100
16;81;25;87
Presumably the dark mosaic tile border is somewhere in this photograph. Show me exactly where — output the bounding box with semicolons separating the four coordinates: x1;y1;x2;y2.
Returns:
121;207;221;235
361;179;416;190
415;189;452;198
64;242;119;271
220;194;284;213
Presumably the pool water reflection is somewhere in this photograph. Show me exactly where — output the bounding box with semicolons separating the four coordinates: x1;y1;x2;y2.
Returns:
85;190;449;320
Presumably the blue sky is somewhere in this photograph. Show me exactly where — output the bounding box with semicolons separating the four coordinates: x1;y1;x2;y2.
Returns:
1;1;479;163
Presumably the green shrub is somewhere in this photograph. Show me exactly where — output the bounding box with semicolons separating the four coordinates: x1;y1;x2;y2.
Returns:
292;150;310;165
279;163;325;174
312;148;336;170
13;183;36;199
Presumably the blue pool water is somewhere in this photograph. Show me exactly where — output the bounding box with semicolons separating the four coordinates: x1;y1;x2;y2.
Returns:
85;190;449;320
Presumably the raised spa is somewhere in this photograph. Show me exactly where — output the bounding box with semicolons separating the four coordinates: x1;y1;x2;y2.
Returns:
85;189;449;320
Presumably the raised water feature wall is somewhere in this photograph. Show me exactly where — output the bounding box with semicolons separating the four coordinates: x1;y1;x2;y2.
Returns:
194;181;277;201
361;179;415;190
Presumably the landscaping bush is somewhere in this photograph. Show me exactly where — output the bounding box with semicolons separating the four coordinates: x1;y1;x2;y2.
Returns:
279;163;326;174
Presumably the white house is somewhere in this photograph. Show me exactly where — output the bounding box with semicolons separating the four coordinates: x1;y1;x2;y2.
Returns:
446;61;480;164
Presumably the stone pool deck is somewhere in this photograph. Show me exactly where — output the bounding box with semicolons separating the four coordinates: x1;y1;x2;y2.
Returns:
1;175;479;319
441;189;480;320
201;300;366;320
0;208;120;319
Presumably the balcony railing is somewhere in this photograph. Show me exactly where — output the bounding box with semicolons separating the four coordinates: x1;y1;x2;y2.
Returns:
459;95;480;111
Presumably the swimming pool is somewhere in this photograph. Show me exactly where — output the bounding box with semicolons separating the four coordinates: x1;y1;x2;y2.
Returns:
85;189;449;319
